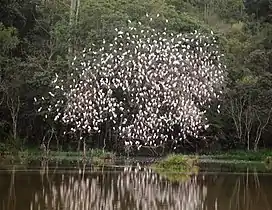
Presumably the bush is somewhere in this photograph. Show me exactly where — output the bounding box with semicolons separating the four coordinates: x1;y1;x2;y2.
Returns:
153;154;199;172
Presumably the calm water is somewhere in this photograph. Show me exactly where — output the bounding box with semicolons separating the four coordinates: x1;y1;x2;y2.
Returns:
0;160;272;210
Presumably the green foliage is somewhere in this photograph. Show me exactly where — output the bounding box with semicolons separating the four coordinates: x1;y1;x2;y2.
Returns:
0;136;26;154
153;154;199;172
0;143;6;153
0;23;19;52
264;156;272;164
0;149;116;163
204;150;272;161
0;0;272;154
89;149;115;159
152;154;199;181
245;0;272;22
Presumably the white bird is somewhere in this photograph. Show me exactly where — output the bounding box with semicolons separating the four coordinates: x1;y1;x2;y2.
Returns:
36;14;226;150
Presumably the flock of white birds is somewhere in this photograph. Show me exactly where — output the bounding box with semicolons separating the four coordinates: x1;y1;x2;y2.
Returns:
35;15;226;149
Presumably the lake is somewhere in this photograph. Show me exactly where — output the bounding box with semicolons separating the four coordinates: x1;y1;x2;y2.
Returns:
0;159;272;210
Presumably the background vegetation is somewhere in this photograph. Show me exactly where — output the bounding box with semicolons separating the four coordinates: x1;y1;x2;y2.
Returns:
0;0;272;155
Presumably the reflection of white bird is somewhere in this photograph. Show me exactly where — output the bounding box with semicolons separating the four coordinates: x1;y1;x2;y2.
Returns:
34;165;206;210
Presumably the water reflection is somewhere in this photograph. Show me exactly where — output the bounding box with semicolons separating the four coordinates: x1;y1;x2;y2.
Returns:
32;163;206;210
0;162;272;210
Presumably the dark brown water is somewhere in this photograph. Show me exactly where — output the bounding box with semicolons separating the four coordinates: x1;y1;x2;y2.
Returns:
0;161;272;210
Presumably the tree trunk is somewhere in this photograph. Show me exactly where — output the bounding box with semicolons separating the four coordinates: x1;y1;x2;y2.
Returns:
69;0;80;55
12;117;17;140
103;122;108;152
77;137;81;152
83;138;86;158
69;0;76;55
7;95;20;141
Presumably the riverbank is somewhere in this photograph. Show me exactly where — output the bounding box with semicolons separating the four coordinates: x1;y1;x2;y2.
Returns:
199;150;272;163
0;149;272;165
0;149;116;163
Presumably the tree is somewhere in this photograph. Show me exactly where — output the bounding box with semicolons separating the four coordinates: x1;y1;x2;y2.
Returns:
245;0;272;23
36;16;227;153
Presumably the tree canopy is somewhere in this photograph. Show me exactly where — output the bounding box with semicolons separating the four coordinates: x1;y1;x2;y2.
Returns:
1;0;272;153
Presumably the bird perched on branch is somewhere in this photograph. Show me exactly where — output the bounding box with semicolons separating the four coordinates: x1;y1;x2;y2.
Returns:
35;15;227;149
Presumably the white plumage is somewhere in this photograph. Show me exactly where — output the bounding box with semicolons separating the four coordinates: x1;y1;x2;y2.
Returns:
36;16;226;148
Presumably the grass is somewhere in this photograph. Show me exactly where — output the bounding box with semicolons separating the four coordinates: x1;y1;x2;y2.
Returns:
151;154;199;181
0;148;116;164
151;152;272;180
153;154;199;171
200;150;272;162
1;145;272;170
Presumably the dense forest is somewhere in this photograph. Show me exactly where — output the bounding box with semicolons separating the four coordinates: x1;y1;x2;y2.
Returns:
0;0;272;154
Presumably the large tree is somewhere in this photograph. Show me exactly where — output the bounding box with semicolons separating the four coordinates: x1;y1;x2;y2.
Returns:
36;16;227;152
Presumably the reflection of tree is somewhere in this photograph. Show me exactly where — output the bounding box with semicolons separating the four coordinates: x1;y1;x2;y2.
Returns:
7;166;16;210
29;164;207;210
1;164;272;210
228;169;271;210
202;169;272;210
